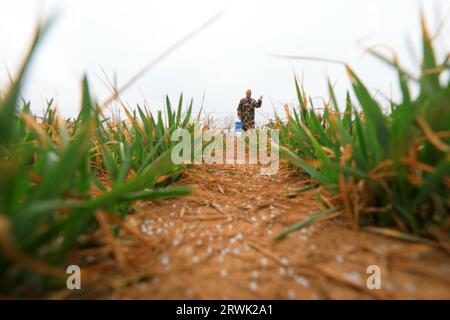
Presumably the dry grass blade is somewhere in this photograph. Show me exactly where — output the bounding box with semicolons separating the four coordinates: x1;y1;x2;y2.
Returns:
268;54;347;65
364;227;438;246
102;10;225;107
416;116;450;152
21;112;52;147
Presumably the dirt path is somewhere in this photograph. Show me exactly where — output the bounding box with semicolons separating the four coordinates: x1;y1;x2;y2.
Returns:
70;164;450;299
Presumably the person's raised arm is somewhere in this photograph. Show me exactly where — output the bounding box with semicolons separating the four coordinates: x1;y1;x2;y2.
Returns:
255;95;263;108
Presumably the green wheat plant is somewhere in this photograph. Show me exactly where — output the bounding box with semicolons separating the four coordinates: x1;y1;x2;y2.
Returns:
275;17;450;245
0;21;194;296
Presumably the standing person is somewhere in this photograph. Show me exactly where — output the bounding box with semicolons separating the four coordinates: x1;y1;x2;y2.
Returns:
237;89;263;131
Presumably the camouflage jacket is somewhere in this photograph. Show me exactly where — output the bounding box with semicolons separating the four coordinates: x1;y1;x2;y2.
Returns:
237;97;262;120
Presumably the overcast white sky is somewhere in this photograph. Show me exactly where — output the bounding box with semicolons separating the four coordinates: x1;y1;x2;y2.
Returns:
0;0;449;124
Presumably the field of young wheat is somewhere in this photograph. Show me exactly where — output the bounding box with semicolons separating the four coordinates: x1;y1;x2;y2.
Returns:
0;16;448;299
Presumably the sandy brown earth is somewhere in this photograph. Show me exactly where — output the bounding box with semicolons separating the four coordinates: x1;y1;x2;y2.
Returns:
65;163;450;300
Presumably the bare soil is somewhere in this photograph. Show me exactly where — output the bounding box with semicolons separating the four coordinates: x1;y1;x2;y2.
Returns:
65;163;450;300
